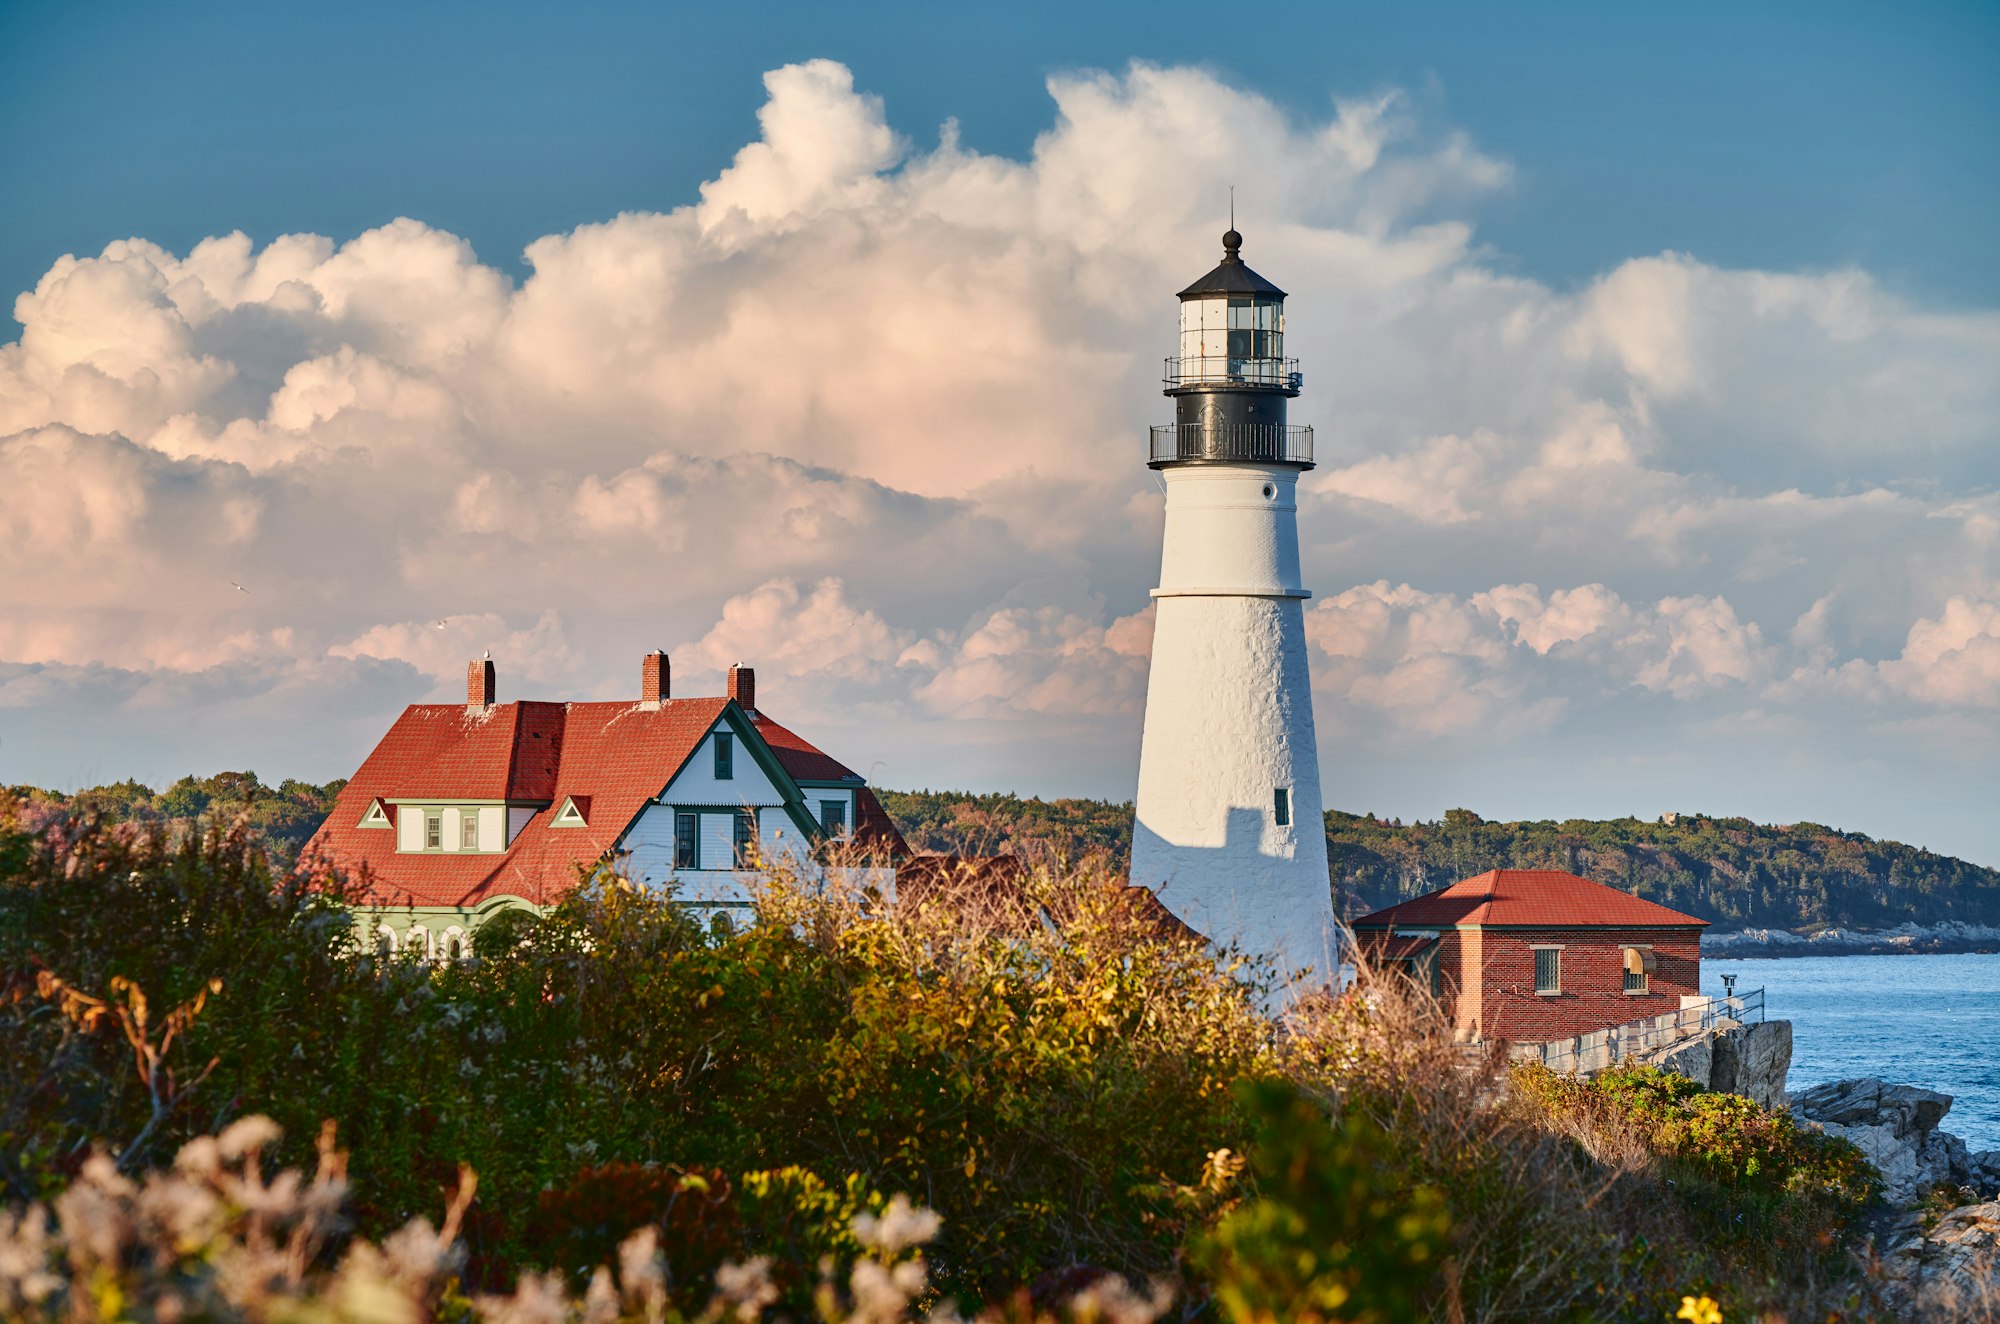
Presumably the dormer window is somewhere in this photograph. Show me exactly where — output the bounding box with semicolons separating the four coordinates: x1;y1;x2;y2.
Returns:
424;812;442;851
820;799;846;836
359;799;391;828
553;796;588;827
460;811;479;851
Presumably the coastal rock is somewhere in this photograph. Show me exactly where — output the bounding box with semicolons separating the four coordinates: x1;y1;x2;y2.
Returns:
1709;1019;1791;1110
1975;1151;2000;1198
1791;1078;1975;1206
1643;1033;1712;1086
1876;1200;2000;1316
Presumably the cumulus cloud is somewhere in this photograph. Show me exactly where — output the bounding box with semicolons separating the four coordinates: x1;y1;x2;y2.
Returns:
1;57;1996;856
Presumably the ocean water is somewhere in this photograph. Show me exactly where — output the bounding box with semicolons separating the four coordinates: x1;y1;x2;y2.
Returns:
1705;953;2000;1153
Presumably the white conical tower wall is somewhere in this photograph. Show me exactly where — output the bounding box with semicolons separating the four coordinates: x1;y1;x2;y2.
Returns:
1131;462;1335;987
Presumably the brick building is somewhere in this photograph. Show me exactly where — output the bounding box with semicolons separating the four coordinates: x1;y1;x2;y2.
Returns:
1350;869;1706;1044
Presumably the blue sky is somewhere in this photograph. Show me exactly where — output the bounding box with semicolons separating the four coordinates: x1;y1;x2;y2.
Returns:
4;0;1996;327
2;2;1997;865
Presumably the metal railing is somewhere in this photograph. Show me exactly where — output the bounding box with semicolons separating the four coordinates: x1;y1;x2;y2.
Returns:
1523;988;1765;1074
1164;355;1301;390
1149;423;1313;467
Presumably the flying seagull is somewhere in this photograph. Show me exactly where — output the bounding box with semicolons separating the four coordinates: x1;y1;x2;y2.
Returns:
433;618;450;630
230;581;250;593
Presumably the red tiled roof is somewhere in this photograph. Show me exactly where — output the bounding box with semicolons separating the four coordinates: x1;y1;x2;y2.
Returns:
306;698;727;909
850;786;910;858
753;714;857;782
305;695;913;908
1355;933;1439;961
1350;869;1706;930
749;715;908;858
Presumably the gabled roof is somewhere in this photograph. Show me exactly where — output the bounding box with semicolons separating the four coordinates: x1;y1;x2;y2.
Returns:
1350;869;1707;930
753;714;908;857
754;714;859;782
305;695;908;909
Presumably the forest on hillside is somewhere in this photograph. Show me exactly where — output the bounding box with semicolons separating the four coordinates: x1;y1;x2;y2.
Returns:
12;776;1998;933
878;789;2000;932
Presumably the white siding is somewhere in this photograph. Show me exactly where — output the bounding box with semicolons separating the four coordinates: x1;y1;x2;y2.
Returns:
758;807;811;868
700;812;736;870
398;807;423;852
478;806;505;852
444;807;471;852
507;805;536;844
665;726;784;807
674;872;756;907
620;803;678;887
805;791;853;838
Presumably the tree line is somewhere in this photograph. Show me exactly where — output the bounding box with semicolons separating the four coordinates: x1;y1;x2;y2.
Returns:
12;776;1997;932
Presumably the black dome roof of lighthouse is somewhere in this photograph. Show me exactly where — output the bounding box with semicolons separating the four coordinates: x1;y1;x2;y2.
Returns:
1176;229;1287;300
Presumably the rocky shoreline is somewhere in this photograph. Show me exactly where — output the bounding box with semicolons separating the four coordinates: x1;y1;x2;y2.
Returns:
1704;920;2000;958
1790;1078;2000;1311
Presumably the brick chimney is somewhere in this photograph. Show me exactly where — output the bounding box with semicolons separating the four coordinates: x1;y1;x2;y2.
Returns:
641;650;670;707
727;663;755;713
467;653;496;709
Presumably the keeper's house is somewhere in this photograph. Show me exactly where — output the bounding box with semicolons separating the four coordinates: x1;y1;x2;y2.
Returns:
304;652;907;959
1350;869;1706;1044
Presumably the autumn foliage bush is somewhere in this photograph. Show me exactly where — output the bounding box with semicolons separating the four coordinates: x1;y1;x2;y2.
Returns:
0;792;1929;1320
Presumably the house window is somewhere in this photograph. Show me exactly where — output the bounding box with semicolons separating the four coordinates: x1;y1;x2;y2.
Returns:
460;811;479;851
675;811;698;870
714;732;734;780
1274;787;1291;827
821;799;846;836
1534;948;1562;994
733;811;755;866
424;812;442;851
375;927;395;959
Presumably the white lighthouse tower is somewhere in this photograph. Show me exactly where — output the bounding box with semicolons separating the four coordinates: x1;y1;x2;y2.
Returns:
1130;227;1335;988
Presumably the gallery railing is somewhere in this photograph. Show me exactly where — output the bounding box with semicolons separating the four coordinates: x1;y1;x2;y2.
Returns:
1148;423;1314;467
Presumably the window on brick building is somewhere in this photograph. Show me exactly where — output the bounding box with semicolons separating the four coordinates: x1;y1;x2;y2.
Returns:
1534;947;1561;994
1623;946;1654;993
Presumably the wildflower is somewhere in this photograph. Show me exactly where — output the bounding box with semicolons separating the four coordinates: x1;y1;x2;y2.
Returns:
851;1195;942;1256
0;1210;61;1311
475;1269;568;1324
1677;1294;1723;1324
712;1256;779;1321
215;1114;283;1161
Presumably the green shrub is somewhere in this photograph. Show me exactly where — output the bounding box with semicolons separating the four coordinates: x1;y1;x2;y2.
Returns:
1187;1079;1450;1324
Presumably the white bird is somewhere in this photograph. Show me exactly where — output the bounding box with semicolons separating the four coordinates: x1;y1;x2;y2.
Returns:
230;582;250;593
433;619;449;630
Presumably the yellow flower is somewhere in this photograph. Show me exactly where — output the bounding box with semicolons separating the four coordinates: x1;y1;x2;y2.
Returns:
1676;1294;1722;1324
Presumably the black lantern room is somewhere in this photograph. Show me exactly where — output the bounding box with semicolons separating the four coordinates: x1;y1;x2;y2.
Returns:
1149;229;1313;469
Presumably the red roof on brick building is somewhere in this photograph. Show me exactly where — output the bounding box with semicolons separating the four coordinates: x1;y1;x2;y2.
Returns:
1350;869;1705;930
305;696;907;911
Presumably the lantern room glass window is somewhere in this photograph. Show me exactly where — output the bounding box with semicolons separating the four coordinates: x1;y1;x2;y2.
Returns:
1179;295;1285;383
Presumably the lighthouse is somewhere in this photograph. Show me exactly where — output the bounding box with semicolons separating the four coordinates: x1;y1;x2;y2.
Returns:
1130;227;1335;988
